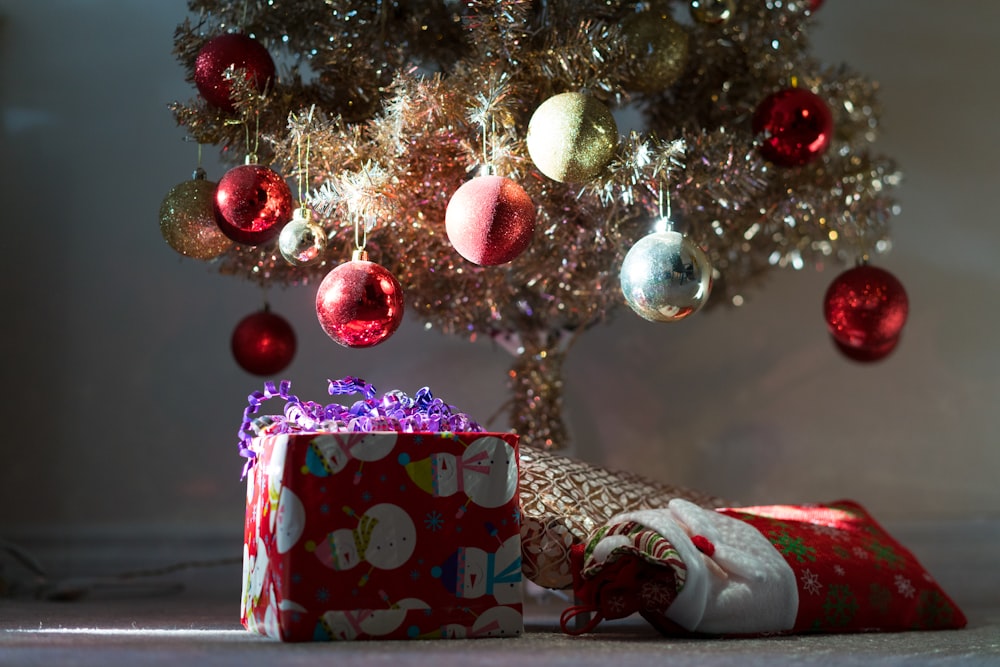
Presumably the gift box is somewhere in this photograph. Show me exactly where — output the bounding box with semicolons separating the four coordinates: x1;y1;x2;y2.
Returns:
242;431;523;641
238;380;523;641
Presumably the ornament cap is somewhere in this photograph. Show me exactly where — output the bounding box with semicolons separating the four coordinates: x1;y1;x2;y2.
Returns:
352;248;369;262
192;166;208;181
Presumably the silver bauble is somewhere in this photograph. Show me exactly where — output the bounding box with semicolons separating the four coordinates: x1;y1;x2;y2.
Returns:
620;229;713;322
278;208;328;266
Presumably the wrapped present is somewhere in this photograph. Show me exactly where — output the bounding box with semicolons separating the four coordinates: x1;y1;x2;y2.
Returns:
238;379;523;641
561;498;967;636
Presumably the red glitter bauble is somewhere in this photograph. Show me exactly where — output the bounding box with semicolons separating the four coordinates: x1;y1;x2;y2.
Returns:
231;310;296;376
445;175;536;266
194;34;275;111
752;88;833;166
833;336;899;364
315;259;405;348
824;265;908;361
214;164;294;246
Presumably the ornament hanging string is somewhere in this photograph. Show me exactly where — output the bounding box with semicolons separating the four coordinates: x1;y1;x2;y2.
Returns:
469;71;511;178
293;106;316;217
353;215;369;260
656;181;673;233
479;113;498;176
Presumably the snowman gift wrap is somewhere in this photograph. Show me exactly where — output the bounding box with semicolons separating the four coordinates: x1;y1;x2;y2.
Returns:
238;379;523;642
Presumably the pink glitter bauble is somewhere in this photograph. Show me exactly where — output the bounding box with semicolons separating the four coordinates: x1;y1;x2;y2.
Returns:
445;175;536;266
194;34;275;111
214;163;294;246
315;259;405;348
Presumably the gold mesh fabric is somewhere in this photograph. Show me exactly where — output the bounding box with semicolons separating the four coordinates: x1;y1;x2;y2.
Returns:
518;445;730;589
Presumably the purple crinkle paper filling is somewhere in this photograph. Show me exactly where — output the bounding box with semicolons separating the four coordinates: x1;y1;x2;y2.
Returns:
237;376;484;475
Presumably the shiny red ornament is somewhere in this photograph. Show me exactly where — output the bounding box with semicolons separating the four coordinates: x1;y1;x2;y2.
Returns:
823;265;908;362
315;258;405;348
231;310;296;376
194;34;275;111
833;337;899;363
752;88;833;166
214;163;294;245
445;175;536;266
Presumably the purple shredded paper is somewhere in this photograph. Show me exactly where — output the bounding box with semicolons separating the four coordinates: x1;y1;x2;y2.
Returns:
238;377;484;475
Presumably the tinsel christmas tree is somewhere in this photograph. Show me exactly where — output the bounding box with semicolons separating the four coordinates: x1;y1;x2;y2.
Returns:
163;0;904;452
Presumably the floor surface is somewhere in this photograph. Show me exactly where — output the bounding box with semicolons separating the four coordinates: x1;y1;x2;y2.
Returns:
2;586;998;667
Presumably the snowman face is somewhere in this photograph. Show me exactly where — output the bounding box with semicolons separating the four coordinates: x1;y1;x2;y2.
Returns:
431;452;459;496
489;535;523;605
440;623;467;639
330;528;360;570
312;435;351;473
462;437;517;508
351;433;397;462
359;608;406;636
459;546;489;598
265;434;290;491
364;504;417;570
473;605;523;637
241;538;269;623
275;487;305;554
319;611;358;641
262;586;281;639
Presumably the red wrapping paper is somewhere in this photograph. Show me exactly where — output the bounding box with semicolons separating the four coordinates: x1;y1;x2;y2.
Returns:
241;431;523;641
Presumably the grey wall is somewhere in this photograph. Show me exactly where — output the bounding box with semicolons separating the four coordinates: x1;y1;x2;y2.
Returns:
1;1;997;537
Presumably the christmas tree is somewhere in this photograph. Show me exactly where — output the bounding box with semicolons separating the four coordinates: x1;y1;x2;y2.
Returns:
162;0;905;452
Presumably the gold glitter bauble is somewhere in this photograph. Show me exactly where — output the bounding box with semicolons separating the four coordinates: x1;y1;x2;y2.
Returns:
690;0;737;25
526;92;618;183
622;9;690;93
159;173;233;260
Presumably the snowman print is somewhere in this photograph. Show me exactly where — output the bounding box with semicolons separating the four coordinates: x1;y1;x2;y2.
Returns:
403;436;517;510
256;434;305;554
317;597;429;640
262;587;308;640
241;537;270;622
308;503;417;575
303;432;397;479
433;534;521;606
435;604;523;639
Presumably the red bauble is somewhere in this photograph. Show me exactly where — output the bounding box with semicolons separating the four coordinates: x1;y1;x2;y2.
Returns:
231;310;296;376
194;34;275;111
445;175;536;266
824;265;908;362
833;337;899;364
752;88;833;166
214;164;294;246
315;259;405;348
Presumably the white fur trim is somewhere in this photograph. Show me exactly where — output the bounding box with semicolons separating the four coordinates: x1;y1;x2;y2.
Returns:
614;499;798;634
